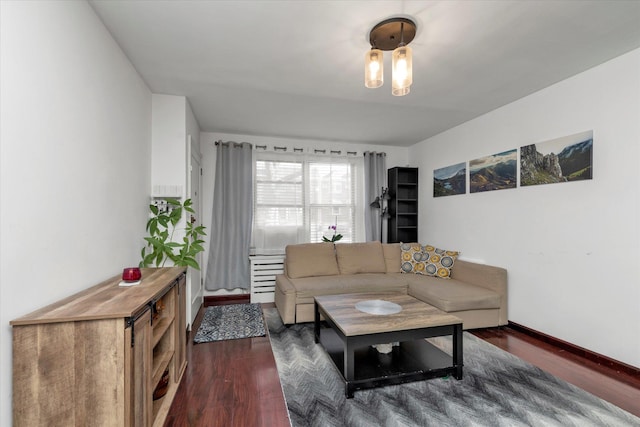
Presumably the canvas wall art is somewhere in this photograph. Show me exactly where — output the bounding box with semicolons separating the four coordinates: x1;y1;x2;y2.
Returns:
434;162;466;197
469;149;517;193
520;130;593;186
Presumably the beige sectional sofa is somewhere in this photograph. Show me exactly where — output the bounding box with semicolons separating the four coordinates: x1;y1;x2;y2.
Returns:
274;241;508;330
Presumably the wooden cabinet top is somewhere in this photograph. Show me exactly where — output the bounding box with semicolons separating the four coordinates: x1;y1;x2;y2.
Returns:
10;267;186;326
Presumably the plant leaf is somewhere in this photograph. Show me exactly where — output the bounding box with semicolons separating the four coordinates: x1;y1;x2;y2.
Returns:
144;252;156;265
182;257;200;269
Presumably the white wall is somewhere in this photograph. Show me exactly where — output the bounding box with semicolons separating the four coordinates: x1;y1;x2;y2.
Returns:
200;132;409;295
409;49;640;367
152;94;187;196
0;1;152;425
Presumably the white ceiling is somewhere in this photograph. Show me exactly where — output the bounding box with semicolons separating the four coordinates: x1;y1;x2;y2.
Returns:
89;1;640;147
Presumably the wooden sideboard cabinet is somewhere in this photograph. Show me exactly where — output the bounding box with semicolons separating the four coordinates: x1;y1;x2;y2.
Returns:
11;267;187;427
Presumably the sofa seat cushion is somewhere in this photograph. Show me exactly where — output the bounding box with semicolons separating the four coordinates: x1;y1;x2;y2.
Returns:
293;274;408;305
406;275;500;312
338;273;407;295
335;241;386;274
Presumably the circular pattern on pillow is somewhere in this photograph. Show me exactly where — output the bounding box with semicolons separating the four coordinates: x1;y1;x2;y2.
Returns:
440;256;454;268
437;267;450;278
401;261;413;273
425;263;437;275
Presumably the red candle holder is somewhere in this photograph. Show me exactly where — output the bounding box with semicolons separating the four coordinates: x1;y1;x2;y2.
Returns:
122;267;142;282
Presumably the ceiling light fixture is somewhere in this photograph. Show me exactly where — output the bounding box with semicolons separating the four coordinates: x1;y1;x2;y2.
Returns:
365;17;416;96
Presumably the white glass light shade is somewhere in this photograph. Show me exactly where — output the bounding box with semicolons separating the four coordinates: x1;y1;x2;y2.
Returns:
364;49;384;88
392;45;412;96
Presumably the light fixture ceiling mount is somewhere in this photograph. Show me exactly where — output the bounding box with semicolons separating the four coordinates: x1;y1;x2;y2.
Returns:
365;17;417;96
369;17;417;51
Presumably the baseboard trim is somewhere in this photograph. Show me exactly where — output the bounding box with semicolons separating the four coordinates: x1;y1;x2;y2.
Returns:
204;294;250;306
508;321;640;377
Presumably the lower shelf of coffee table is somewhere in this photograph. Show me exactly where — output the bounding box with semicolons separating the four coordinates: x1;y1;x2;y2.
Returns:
318;324;460;395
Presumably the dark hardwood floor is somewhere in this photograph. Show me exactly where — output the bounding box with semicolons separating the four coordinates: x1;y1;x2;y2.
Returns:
164;302;289;427
164;303;640;426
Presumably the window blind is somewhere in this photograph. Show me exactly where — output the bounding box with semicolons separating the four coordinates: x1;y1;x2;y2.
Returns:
252;151;363;254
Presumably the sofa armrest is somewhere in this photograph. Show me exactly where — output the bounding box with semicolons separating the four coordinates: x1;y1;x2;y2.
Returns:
275;274;297;324
451;259;508;325
451;260;506;293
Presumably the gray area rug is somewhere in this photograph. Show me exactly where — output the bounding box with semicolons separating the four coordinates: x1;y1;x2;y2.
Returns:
193;303;265;343
265;308;640;427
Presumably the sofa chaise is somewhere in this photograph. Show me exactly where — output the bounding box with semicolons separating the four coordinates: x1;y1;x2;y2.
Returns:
274;241;507;329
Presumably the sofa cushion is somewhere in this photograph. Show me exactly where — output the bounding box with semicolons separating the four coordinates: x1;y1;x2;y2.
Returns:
421;244;459;279
285;243;340;279
337;273;407;294
382;243;401;273
335;241;386;274
289;275;347;303
293;273;408;304
406;274;500;312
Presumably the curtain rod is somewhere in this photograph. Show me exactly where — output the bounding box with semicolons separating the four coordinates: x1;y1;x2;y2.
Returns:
253;145;359;156
215;140;373;157
214;140;252;148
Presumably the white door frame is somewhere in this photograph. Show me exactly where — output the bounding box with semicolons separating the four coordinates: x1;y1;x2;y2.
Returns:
187;134;204;328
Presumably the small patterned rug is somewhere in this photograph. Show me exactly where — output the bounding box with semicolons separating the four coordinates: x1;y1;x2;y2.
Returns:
193;303;266;343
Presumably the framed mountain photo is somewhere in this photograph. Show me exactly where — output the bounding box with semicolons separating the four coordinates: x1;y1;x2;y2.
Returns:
520;130;593;187
434;162;466;197
469;149;517;193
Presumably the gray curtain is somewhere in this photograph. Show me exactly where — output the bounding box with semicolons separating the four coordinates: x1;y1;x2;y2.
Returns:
205;142;253;291
364;151;386;242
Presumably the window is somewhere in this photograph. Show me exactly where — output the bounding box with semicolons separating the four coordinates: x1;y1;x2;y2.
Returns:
252;151;363;254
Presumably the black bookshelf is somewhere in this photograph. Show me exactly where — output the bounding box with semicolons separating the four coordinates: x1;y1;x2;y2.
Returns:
387;167;418;243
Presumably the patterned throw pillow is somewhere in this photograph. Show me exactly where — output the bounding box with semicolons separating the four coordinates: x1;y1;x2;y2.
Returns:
422;244;459;279
400;242;426;274
400;242;459;279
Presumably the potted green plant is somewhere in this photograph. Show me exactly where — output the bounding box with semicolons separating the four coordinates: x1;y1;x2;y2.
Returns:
140;198;206;269
321;217;343;243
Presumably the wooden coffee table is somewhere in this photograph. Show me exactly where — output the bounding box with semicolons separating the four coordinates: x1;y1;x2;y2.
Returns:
314;292;463;398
